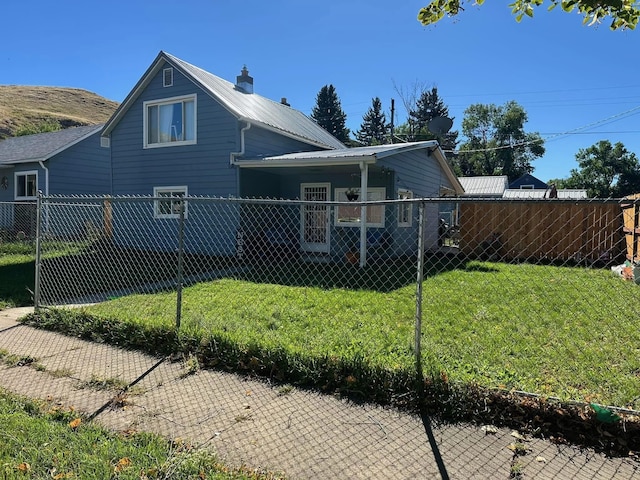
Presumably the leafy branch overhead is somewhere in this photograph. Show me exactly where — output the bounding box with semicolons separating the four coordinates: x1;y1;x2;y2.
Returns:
418;0;640;30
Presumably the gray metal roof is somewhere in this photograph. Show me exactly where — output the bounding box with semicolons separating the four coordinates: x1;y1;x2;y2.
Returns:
102;51;345;150
239;141;465;195
502;189;588;199
458;176;509;196
0;124;102;165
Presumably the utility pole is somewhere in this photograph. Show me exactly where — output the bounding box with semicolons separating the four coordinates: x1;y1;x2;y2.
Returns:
390;98;395;143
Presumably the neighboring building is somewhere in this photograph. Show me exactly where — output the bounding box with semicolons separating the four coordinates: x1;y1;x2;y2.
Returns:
502;189;587;199
0;125;110;235
458;176;509;197
99;51;463;261
509;173;549;190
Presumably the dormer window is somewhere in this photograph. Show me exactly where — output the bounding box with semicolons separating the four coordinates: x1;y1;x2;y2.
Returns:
163;68;173;87
144;95;197;148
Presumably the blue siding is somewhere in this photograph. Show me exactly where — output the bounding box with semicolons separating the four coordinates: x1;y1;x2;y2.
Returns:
379;150;454;252
244;127;325;159
109;61;239;198
48;131;111;195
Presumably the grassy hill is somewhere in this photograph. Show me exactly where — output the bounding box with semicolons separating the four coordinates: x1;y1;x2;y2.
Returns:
0;85;119;139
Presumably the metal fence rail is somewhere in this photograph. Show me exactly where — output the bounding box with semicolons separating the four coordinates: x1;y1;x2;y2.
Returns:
15;193;640;477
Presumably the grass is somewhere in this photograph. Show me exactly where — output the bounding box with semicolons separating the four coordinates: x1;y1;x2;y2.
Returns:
0;388;283;479
0;241;36;308
23;260;640;409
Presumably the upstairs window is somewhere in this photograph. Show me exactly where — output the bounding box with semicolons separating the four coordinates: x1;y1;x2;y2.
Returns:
15;171;37;200
144;95;196;148
154;186;188;219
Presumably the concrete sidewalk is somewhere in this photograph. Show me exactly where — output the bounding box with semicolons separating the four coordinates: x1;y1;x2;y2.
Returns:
0;307;637;479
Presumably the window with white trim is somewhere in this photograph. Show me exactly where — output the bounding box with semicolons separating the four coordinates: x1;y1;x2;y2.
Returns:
397;189;413;227
15;171;37;200
144;95;196;148
334;187;385;227
154;186;187;219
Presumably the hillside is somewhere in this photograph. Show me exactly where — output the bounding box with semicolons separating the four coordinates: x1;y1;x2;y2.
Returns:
0;85;119;139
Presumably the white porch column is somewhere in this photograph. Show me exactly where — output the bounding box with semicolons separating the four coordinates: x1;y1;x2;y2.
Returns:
359;161;368;267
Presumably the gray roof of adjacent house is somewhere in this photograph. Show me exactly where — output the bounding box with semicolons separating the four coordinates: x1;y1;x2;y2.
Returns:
0;125;103;166
238;141;465;195
502;188;588;199
458;176;509;196
101;51;345;151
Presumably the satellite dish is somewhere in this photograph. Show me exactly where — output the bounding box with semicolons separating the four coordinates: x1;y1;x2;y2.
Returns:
428;116;453;135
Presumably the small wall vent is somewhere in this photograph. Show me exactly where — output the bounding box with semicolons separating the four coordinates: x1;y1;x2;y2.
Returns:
163;68;173;87
100;136;110;148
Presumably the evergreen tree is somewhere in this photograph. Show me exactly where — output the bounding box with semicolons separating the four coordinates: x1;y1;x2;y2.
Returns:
356;97;389;146
311;84;350;144
409;87;458;152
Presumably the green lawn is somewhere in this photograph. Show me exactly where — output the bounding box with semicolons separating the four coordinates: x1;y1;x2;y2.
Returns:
0;241;36;308
43;260;637;409
0;388;282;479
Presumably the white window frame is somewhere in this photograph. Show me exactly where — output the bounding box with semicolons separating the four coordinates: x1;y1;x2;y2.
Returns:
397;189;413;227
520;184;535;189
334;187;385;228
153;186;188;219
14;170;38;200
143;94;197;149
163;67;173;87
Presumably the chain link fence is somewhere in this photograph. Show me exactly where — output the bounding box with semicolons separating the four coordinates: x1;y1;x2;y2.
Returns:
3;194;640;478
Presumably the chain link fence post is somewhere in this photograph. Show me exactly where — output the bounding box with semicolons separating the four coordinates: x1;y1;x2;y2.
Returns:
33;191;43;311
175;200;185;329
414;200;425;385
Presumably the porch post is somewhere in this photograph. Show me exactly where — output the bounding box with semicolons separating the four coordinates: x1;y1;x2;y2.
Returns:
359;161;368;267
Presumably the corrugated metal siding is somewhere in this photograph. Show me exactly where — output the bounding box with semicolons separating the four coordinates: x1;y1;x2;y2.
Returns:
459;176;508;196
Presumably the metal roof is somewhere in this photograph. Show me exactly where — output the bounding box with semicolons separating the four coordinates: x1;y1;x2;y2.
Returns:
458;176;509;196
102;51;345;150
502;189;588;199
0;125;103;165
238;141;465;195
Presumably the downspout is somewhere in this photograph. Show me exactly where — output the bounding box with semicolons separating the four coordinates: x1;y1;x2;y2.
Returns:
38;161;49;196
230;121;251;197
359;161;368;267
230;120;252;166
38;160;49;235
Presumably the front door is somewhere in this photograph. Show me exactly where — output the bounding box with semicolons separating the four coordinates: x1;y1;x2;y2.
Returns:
300;183;330;253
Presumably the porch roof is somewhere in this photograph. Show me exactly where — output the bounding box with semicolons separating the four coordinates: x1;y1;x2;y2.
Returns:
238;141;464;194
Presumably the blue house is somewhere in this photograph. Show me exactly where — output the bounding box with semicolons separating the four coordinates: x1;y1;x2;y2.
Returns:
100;51;463;262
0;124;110;236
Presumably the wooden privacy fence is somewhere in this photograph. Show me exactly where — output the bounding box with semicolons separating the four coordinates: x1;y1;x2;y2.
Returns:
622;193;640;263
458;200;625;263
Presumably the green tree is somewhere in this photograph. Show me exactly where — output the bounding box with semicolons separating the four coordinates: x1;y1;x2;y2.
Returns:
552;140;640;198
409;86;459;152
454;101;544;181
356;97;389;146
311;84;350;144
417;0;639;30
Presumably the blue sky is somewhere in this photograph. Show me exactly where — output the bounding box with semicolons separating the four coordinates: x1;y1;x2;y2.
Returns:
3;0;640;181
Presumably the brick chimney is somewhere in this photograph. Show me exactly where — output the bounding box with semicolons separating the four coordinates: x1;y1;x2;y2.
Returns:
236;65;253;93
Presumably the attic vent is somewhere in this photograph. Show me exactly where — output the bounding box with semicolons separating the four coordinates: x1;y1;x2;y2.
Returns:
100;137;110;148
163;68;173;87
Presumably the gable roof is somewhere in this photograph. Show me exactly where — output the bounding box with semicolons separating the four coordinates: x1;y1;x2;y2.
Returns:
0;124;103;166
509;173;548;189
238;141;464;195
458;176;508;196
101;51;345;150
